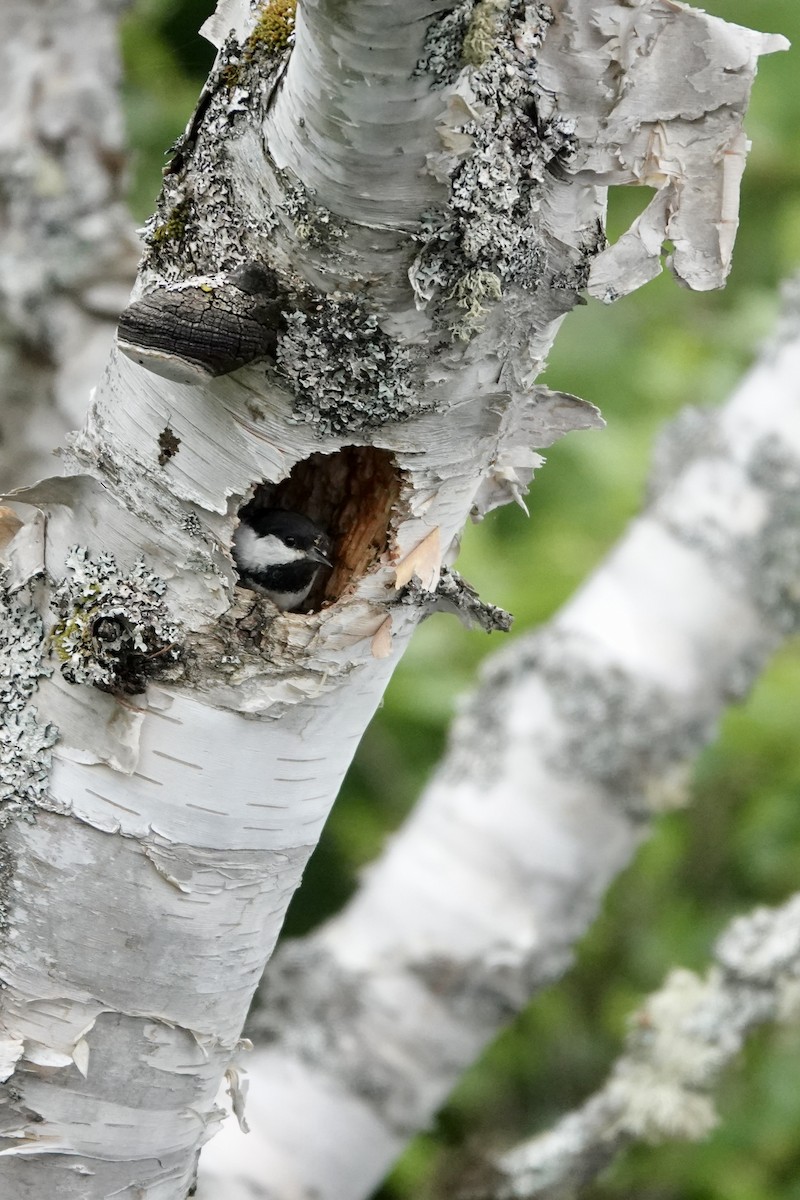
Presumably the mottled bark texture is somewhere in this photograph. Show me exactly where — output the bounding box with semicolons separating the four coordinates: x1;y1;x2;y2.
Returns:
0;0;138;489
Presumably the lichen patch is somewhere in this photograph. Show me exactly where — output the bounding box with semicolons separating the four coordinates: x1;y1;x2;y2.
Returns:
50;549;182;695
0;572;58;825
158;426;181;466
246;0;297;59
412;2;574;338
276;295;420;435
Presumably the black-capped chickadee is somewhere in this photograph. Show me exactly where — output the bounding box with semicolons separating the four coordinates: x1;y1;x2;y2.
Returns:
232;507;333;611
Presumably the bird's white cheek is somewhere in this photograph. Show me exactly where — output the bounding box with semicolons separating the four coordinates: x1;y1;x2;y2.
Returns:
232;526;305;569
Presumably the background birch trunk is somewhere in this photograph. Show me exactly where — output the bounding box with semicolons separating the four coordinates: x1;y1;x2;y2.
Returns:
0;0;785;1197
0;0;138;489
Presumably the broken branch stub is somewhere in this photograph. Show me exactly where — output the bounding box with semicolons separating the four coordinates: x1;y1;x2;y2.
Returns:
116;263;285;384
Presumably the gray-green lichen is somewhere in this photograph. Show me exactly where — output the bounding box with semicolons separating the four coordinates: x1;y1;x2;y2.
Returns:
606;897;800;1150
143;27;284;282
654;432;800;647
447;268;504;341
248;941;426;1135
415;1;475;86
416;0;522;83
280;178;348;250
181;511;205;537
412;2;574;338
251;931;569;1138
646;406;724;504
607;966;770;1145
436;649;517;787
716;896;800;988
503;631;712;818
772;274;800;350
398;566;513;634
276;294;420;435
0;839;13;936
50;548;182;695
746;438;800;636
462;0;508;67
0;572;58;825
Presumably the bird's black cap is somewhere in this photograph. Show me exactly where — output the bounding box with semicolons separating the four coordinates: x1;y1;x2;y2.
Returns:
243;508;333;566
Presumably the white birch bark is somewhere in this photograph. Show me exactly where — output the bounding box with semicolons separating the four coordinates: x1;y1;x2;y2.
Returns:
0;0;138;489
198;286;800;1200
481;892;800;1200
0;0;785;1197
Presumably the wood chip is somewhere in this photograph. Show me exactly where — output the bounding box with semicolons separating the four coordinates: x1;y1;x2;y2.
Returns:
394;527;441;591
371;616;394;659
0;507;23;554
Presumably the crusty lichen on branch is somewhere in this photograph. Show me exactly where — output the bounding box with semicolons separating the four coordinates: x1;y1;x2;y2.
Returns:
411;2;579;339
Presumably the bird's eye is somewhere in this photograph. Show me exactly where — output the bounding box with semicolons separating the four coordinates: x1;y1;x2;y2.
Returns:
285;536;296;547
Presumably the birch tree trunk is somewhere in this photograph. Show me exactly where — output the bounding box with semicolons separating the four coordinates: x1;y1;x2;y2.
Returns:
0;1;785;1197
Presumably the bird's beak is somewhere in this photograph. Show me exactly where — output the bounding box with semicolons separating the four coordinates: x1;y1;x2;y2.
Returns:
309;544;333;568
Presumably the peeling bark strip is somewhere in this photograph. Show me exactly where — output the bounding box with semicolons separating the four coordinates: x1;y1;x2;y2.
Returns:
0;0;784;1196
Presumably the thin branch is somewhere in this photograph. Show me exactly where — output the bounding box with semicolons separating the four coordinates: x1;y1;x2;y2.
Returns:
472;892;800;1199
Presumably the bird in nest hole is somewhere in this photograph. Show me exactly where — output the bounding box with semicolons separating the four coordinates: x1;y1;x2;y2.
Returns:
232;508;333;611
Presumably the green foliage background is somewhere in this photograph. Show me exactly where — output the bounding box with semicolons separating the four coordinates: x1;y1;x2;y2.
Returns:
121;3;800;1195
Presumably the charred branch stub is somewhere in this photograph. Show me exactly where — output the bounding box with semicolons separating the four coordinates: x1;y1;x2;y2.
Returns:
116;263;286;385
233;447;401;613
117;262;430;436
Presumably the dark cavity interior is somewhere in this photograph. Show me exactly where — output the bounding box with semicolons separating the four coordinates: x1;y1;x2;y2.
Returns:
237;446;401;611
